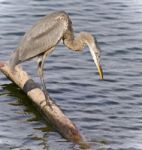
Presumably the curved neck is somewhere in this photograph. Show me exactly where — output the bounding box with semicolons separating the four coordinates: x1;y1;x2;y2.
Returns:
63;32;94;51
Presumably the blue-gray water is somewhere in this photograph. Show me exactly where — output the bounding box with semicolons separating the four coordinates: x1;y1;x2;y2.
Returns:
0;0;142;150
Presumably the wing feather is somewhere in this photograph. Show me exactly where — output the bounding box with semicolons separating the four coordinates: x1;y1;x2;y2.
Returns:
18;12;67;61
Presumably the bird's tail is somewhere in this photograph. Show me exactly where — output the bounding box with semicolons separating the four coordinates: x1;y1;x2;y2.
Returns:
9;50;19;72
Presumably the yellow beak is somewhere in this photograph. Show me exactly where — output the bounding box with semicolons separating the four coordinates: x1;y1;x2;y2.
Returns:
89;47;104;79
92;53;103;79
96;64;103;79
91;52;103;79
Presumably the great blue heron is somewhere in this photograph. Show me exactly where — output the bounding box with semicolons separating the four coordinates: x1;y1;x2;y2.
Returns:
9;11;103;108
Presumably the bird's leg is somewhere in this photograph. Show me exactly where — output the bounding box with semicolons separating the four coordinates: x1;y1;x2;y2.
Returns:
37;54;52;108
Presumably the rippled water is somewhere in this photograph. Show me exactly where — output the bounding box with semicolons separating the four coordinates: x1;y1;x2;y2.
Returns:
0;0;142;149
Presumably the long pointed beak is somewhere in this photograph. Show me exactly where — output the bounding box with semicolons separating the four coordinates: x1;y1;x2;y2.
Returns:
96;63;103;79
89;48;103;79
93;54;103;79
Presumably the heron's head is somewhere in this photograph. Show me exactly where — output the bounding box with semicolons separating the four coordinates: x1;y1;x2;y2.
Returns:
85;34;103;79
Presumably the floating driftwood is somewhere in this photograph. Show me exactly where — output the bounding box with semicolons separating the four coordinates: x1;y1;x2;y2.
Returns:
0;61;84;144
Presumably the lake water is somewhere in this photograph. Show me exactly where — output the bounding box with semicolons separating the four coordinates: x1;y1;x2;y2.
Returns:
0;0;142;149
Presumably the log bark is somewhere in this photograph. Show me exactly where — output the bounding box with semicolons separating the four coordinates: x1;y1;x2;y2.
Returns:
0;61;83;144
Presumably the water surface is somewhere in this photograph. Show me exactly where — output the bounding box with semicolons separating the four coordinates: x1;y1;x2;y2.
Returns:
0;0;142;149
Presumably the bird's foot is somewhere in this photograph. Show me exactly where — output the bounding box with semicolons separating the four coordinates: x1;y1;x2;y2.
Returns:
44;91;53;110
46;99;53;109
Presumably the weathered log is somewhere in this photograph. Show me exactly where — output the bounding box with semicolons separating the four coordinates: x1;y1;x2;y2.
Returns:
0;61;84;144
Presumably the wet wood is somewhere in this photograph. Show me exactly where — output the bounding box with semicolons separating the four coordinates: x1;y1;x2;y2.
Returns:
0;61;83;144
